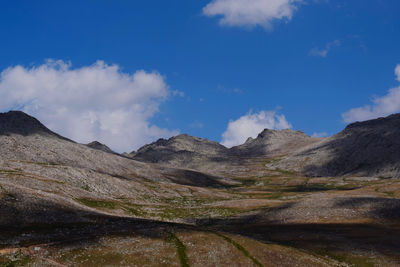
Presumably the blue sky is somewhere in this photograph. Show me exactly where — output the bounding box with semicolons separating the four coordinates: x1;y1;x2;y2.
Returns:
0;0;399;151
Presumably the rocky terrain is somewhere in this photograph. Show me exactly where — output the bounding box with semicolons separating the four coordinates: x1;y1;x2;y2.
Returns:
86;141;117;155
1;110;400;266
130;128;320;176
268;113;400;178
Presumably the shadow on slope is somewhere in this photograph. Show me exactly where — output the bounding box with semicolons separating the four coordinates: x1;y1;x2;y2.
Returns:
195;197;400;261
300;114;400;177
0;192;186;248
334;197;400;220
161;168;237;188
2;193;400;263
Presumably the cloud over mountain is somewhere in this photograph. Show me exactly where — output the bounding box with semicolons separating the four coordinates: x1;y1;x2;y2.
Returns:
0;60;178;152
342;64;400;123
221;110;291;147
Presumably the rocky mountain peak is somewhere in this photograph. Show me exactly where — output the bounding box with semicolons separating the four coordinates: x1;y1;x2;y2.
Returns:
230;128;315;157
136;134;228;155
0;111;53;136
343;113;400;134
132;133;229;166
256;128;309;139
275;112;400;178
86;141;116;154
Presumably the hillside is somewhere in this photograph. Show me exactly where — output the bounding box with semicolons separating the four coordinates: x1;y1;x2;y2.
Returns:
131;129;321;176
230;129;321;157
1;111;400;266
269;113;400;178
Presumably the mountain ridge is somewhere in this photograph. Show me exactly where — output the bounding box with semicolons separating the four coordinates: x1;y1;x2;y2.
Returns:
1;110;400;266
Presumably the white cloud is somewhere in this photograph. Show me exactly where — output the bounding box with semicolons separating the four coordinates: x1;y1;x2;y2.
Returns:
311;132;328;138
221;110;291;147
203;0;303;29
395;64;400;82
342;64;400;123
0;60;178;152
309;40;341;57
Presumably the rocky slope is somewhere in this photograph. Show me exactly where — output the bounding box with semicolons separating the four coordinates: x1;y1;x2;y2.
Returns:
2;111;400;266
86;141;116;154
131;134;235;173
270;113;400;178
230;129;321;157
0;111;238;227
131;129;321;175
133;134;229;161
132;113;400;179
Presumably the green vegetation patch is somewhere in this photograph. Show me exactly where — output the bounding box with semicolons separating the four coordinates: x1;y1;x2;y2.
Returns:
377;190;396;198
32;161;60;167
121;204;147;217
81;185;91;192
274;168;297;176
313;249;375;267
75;198;119;209
284;183;360;193
160;196;208;206
265;192;283;200
75;198;150;217
57;249;126;266
158;206;241;220
165;232;189;267
0;169;24;178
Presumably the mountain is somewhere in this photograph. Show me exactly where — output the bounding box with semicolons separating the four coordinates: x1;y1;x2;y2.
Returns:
131;129;322;175
2;111;400;266
131;114;400;179
134;134;229;160
0;111;72;141
0;111;236;227
86;141;116;154
131;134;233;172
269;113;400;178
230;129;321;157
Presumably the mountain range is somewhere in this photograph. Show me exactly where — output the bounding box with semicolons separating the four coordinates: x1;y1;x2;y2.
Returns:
130;114;400;178
1;110;400;266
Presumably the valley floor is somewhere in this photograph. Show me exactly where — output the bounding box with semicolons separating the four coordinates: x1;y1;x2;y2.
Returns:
1;157;400;266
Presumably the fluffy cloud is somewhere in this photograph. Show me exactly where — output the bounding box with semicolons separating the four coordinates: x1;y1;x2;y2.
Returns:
221;110;291;147
0;60;178;152
203;0;303;29
309;40;341;58
342;64;400;123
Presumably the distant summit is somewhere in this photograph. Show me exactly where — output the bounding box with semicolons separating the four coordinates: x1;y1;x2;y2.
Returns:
0;111;48;135
131;129;320;172
132;134;229;165
4;110;400;178
272;113;400;178
0;111;71;142
86;141;116;154
230;129;320;157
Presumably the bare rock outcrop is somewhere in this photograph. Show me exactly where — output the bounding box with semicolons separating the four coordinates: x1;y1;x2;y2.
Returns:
86;141;116;154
